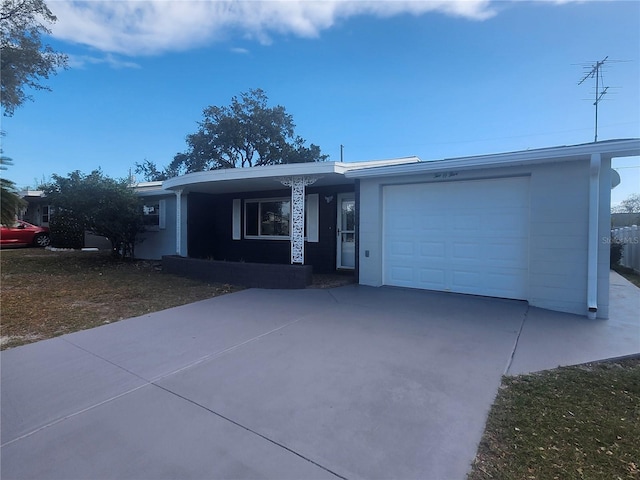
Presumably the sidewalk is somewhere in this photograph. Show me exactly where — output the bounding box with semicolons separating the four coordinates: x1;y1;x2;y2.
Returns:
507;271;640;375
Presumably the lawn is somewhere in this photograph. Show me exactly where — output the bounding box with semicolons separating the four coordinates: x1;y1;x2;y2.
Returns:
468;356;640;480
1;248;241;349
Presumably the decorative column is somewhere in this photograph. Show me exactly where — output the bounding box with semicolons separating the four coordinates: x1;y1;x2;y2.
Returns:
279;176;318;264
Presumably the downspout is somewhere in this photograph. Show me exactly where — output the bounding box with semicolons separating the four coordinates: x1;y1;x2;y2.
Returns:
175;189;183;256
587;153;600;319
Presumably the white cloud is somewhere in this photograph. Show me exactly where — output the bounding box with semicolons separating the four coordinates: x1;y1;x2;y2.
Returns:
68;53;141;69
230;46;250;54
45;0;572;57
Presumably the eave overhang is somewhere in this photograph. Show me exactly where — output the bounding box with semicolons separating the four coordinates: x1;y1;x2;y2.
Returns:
345;139;640;179
162;158;420;195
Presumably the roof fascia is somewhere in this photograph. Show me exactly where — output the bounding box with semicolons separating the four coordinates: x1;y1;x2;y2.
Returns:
163;157;421;191
19;190;45;198
346;139;640;179
132;181;168;197
163;162;344;191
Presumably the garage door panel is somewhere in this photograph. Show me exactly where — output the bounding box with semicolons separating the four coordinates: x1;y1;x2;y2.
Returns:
482;213;525;233
452;242;481;260
417;214;447;230
485;243;527;265
419;241;446;258
388;266;414;284
452;215;481;231
452;270;481;289
387;239;414;257
418;268;446;288
386;214;413;232
383;177;529;300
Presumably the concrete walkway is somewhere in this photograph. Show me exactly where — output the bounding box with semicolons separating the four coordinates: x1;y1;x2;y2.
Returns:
2;272;638;480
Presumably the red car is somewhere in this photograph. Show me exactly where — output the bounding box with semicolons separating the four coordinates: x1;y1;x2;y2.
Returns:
0;221;51;247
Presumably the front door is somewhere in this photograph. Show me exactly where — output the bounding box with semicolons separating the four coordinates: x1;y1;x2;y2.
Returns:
337;193;355;269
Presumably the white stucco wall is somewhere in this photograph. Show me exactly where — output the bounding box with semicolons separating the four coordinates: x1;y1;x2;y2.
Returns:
357;158;612;318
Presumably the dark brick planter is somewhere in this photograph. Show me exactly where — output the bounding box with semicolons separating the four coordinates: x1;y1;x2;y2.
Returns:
162;256;313;289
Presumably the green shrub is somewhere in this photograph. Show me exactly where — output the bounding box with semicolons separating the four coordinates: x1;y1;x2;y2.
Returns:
49;210;84;249
610;236;623;266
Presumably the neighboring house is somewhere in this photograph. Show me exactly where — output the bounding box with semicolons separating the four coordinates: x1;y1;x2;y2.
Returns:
18;190;51;227
17;190;111;250
135;138;640;319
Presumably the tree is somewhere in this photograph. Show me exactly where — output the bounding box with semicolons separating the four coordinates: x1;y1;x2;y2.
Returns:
1;0;68;116
166;89;327;175
134;159;177;182
43;170;145;258
612;193;640;214
0;155;26;224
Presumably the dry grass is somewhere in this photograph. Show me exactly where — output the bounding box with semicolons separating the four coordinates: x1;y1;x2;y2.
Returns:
1;248;242;349
469;356;640;480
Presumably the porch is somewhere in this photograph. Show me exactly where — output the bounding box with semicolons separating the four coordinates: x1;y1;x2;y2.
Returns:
162;255;355;289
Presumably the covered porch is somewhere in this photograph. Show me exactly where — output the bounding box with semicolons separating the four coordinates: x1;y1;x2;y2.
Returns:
160;159;418;275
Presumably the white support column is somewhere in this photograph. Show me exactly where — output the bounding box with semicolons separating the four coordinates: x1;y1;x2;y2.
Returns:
587;153;600;319
175;188;183;256
279;176;318;264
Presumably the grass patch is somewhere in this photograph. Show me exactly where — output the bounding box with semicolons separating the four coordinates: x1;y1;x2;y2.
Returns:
612;265;640;288
469;356;640;480
1;248;242;350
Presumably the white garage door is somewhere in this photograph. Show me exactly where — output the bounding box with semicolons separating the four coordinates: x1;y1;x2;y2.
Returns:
383;177;530;299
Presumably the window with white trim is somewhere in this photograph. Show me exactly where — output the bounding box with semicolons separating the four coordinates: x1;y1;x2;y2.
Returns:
142;200;166;230
245;198;291;238
239;194;319;242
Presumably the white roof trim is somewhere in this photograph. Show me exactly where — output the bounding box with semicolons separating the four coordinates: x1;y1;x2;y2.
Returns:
163;157;419;191
19;190;45;198
133;181;163;188
132;181;168;197
346;139;640;178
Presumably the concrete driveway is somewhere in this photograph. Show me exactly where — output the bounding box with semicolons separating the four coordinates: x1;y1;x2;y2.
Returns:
2;273;639;480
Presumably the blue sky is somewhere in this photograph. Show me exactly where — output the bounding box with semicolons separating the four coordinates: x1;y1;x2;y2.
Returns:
2;0;639;207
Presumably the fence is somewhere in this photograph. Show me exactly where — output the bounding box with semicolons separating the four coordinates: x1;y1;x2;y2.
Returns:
612;225;640;273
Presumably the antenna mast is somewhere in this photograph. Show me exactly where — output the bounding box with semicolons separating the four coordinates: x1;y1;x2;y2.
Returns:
578;56;609;142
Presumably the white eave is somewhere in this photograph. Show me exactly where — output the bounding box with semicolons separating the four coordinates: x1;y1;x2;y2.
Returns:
162;157;420;194
346;139;640;179
19;190;45;198
131;181;168;197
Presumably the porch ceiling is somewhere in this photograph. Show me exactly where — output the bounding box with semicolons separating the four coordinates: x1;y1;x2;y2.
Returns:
167;172;354;195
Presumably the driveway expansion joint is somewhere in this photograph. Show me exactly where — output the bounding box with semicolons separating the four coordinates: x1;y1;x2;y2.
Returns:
504;304;529;376
0;383;149;448
61;337;152;382
149;313;318;384
2;319;317;448
153;382;349;480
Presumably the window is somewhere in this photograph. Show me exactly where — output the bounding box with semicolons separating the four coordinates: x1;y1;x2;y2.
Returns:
41;205;50;224
245;199;291;238
142;200;166;230
236;195;318;242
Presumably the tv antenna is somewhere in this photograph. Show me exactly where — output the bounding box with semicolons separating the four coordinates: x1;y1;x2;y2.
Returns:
578;56;609;142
